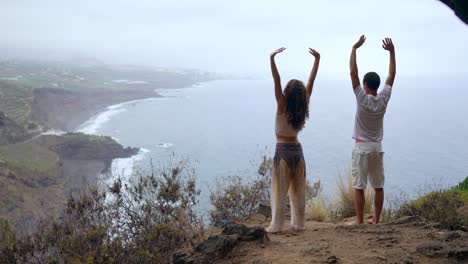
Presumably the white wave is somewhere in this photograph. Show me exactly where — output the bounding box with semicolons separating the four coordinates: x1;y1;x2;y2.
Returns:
156;142;173;148
42;129;66;136
76;96;163;134
107;97;160;110
112;79;149;84
105;148;150;186
76;107;127;134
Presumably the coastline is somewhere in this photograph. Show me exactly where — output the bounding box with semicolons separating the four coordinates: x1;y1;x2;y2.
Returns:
72;83;205;188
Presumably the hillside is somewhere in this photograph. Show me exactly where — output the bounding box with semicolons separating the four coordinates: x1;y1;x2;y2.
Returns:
0;59;223;131
0;59;223;229
0;81;34;128
0;133;138;230
0;111;29;145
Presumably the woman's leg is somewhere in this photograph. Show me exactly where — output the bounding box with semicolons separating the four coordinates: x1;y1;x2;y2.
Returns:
289;159;306;230
267;159;291;233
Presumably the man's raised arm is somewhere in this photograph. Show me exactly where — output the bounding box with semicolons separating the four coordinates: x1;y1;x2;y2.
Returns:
382;38;396;87
350;35;366;90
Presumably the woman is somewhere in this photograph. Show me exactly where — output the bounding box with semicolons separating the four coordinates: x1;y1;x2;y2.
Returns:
267;47;320;233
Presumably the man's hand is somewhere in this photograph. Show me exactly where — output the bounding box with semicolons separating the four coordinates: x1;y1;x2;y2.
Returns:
382;38;394;53
383;37;396;86
270;47;286;58
306;48;320;98
353;35;366;49
309;48;320;60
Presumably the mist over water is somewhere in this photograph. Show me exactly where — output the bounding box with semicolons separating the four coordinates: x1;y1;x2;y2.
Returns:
78;76;468;202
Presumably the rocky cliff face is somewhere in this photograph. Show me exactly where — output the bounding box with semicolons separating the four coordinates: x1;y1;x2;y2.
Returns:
0;133;139;230
32;88;158;131
0;112;28;145
0;148;64;230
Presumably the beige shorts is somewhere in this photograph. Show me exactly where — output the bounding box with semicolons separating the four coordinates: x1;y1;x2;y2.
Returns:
351;142;384;189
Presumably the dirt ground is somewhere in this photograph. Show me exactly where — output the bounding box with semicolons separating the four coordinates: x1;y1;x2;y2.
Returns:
215;214;468;264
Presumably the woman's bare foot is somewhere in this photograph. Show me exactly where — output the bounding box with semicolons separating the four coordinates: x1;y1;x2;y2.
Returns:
292;226;306;232
266;226;282;234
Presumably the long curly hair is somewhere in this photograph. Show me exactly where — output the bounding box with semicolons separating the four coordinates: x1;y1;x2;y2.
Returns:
283;79;309;131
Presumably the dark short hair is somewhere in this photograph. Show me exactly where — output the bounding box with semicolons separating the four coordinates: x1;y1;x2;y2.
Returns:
363;72;380;90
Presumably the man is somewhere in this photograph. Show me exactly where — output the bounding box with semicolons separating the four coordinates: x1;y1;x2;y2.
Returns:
349;35;396;224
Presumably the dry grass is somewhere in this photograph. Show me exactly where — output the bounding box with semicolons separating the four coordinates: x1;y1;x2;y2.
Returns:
306;195;329;222
330;169;374;220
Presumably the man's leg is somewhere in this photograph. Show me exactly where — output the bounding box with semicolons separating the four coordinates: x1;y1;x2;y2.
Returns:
368;150;385;224
354;189;365;224
352;145;368;224
373;188;384;224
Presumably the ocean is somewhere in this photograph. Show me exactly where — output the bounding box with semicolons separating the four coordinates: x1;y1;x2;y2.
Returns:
77;76;468;203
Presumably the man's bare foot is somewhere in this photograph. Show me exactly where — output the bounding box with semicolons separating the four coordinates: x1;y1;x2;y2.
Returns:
345;220;364;226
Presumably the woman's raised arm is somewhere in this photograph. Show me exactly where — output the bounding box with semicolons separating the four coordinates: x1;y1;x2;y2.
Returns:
270;47;286;106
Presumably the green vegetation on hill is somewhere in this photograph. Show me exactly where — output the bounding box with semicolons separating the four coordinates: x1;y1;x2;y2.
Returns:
394;176;468;230
0;142;57;172
0;60;222;92
64;132;114;143
456;176;468;202
0;80;33;127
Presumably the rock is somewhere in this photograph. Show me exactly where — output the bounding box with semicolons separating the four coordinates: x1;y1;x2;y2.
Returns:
416;242;446;257
222;223;269;242
252;260;270;264
195;235;238;257
385;216;425;226
447;247;468;261
174;235;238;264
257;200;271;217
174;224;269;263
323;255;338;264
432;230;465;242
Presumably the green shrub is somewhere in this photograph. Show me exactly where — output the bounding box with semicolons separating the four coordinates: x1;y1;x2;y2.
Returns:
396;189;467;230
456;176;468;202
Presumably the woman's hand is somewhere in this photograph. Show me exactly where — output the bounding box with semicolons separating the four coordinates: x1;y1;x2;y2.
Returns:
270;47;286;58
353;35;366;49
309;48;320;60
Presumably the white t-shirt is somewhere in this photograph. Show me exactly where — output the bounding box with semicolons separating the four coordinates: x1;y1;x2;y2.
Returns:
353;84;392;142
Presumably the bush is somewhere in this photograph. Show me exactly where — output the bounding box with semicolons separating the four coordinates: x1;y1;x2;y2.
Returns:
209;155;322;226
456;176;468;202
209;156;271;227
5;159;204;264
0;218;16;264
396;189;467;230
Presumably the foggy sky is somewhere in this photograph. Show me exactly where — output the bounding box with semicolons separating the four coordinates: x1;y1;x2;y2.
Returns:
2;0;468;77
